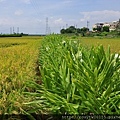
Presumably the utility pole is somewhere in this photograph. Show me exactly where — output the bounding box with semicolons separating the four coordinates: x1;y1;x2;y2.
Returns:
66;24;68;29
10;27;12;34
13;27;14;34
17;27;19;34
75;24;77;33
75;24;77;29
87;21;89;29
48;27;51;34
46;17;48;35
87;21;89;31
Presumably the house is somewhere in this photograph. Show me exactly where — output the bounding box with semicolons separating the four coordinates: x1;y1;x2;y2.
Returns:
92;23;104;32
109;21;119;31
103;22;110;27
92;19;120;32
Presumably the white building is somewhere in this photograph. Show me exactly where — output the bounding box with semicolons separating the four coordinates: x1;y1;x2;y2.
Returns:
92;23;103;32
92;20;120;32
103;22;110;27
109;21;119;31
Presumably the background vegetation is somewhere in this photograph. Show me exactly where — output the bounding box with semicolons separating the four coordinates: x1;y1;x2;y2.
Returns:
60;25;120;38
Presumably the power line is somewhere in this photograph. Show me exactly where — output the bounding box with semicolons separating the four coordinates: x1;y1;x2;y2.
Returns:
30;0;46;34
30;0;40;17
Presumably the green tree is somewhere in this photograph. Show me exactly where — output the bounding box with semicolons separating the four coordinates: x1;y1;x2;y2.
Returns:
67;26;76;33
60;26;89;35
81;27;89;33
102;26;109;32
97;26;102;32
93;28;97;31
60;29;66;34
77;28;81;33
61;26;76;34
65;28;73;33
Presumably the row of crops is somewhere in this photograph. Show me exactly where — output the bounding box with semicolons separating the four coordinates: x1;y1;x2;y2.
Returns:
0;43;27;48
24;35;120;116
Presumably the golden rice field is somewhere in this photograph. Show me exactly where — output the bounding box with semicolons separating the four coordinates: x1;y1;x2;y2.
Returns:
80;37;120;53
0;36;42;114
0;35;120;114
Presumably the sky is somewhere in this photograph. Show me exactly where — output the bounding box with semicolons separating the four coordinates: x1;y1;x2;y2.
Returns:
0;0;120;34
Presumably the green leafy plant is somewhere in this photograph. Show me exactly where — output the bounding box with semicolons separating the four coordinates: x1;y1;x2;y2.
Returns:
24;35;120;115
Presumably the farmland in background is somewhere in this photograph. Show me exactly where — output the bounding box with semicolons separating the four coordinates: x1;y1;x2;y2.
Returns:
79;37;120;53
65;35;120;53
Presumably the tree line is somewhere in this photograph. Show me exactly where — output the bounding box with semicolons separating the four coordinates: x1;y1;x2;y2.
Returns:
60;26;89;35
93;26;110;32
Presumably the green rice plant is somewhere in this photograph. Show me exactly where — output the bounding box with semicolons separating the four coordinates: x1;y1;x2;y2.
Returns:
73;45;120;114
24;35;120;115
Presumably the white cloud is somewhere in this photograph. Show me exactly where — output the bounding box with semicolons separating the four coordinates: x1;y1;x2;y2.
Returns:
80;10;120;22
78;10;120;30
62;0;72;4
21;0;30;4
54;18;65;25
80;19;85;22
0;18;14;26
14;10;23;16
0;0;5;2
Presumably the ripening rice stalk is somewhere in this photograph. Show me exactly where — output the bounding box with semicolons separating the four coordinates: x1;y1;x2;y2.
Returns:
0;37;42;114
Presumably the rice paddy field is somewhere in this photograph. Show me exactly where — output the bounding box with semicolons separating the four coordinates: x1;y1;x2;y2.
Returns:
0;35;120;119
80;37;120;53
0;36;42;114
